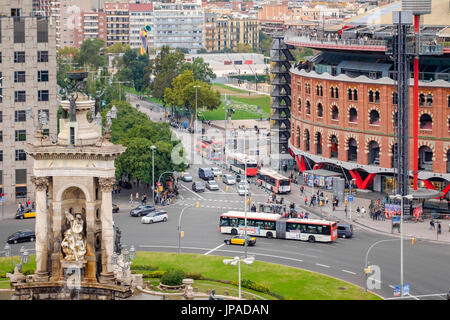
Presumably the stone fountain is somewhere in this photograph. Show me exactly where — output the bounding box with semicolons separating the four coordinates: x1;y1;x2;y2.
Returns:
9;71;133;300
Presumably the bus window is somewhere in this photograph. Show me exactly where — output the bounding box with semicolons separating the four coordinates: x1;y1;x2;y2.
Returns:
280;179;290;186
321;225;331;235
264;221;275;230
247;219;256;227
238;218;245;226
230;218;239;227
306;225;317;234
220;217;229;227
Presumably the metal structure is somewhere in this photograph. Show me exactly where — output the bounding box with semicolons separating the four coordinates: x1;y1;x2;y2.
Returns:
270;35;295;170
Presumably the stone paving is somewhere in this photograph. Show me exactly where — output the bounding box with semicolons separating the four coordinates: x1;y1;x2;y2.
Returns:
127;93;450;245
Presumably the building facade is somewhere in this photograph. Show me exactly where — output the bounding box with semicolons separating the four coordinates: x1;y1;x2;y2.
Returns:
129;3;154;50
105;1;129;47
0;0;58;210
285;22;450;197
74;10;107;48
153;1;204;53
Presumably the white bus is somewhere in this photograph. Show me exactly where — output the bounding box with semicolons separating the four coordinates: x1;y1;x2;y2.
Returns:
257;168;291;194
226;152;258;176
219;211;338;243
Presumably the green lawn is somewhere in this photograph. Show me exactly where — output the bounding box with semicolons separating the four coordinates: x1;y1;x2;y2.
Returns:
0;252;380;299
211;83;250;94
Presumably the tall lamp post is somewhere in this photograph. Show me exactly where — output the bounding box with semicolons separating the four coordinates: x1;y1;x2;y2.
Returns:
150;145;157;206
223;256;254;299
389;193;414;297
193;85;200;134
178;202;199;254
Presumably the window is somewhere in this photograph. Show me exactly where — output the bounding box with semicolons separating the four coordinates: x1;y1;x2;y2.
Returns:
393;92;398;105
15;130;26;142
353;89;358;101
37;17;48;43
369;90;374;103
317;103;323;117
0;111;2;122
375;91;380;103
38;90;49;101
15;110;26;122
0;150;2;162
16;186;27;199
419;114;432;130
0;131;2;142
14;17;25;43
37;51;48;62
15;149;27;161
15;91;26;102
426;94;433;107
14;51;25;63
331;105;339;120
369;110;380;125
14;71;26;83
306;101;311;115
38;71;49;82
348;89;352;100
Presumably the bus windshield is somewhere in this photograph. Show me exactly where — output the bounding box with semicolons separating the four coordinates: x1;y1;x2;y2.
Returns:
279;179;290;186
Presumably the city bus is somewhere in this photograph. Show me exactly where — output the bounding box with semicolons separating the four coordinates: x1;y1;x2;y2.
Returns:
226;152;258;176
219;211;338;243
196;139;223;161
257;168;291;194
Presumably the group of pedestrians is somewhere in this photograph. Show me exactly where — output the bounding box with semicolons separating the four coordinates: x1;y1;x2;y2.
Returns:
17;200;35;213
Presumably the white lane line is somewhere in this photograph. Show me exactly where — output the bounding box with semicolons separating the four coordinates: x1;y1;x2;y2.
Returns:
204;243;225;255
315;263;330;268
341;270;357;275
180;184;206;200
388;285;395;289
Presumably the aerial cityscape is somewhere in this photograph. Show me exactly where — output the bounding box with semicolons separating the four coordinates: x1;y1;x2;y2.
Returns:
0;0;449;310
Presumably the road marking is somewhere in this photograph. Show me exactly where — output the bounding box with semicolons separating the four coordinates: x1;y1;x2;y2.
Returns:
341;270;357;275
204;243;225;255
180;184;206;200
315;263;330;268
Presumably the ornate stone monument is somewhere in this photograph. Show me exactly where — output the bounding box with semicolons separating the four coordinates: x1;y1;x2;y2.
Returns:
10;71;130;300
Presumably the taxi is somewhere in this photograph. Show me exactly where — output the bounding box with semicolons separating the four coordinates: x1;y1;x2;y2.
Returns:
15;208;36;219
112;204;119;213
224;235;256;246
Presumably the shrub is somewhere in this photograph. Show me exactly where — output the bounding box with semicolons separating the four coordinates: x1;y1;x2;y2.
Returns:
184;272;203;280
160;269;185;286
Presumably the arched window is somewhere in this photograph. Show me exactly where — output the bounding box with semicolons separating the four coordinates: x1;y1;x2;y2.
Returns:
306;101;311;115
426;94;433;107
348;138;357;162
368;141;380;165
305;129;310;151
391;143;398;168
320;85;323;96
375;91;380;103
419;93;425;106
393;111;398;128
349;108;358;123
448;95;450;108
419;114;432;130
331;105;339;120
296;126;301;148
369;109;380;125
316;85;321;96
315;132;322;155
298;98;302;112
369;90;374;103
330;87;335;98
330;135;338;158
353;89;358;101
393;92;398;105
335;87;339;99
348;88;352;100
418;146;433;171
317;103;323;117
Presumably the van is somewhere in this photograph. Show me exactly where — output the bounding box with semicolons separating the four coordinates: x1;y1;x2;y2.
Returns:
337;224;353;238
198;168;214;181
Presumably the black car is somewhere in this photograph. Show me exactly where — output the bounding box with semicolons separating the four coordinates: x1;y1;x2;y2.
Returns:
192;181;205;192
130;205;155;217
7;230;35;244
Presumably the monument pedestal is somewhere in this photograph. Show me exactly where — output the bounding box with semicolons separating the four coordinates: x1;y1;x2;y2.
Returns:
99;272;116;284
34;271;50;282
61;260;87;284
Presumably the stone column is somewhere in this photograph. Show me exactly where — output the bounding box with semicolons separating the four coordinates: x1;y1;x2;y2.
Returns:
31;176;50;281
98;177;116;284
50;201;63;281
84;201;97;282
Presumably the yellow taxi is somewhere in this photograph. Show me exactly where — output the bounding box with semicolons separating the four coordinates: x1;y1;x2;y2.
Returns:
15;208;36;219
112;204;119;213
224;235;256;246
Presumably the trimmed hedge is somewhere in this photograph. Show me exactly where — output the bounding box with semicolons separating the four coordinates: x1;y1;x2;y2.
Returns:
160;269;185;286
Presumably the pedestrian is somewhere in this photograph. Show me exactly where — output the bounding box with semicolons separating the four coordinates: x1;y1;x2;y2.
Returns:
136;192;139;203
344;205;348;218
130;193;133;204
305;212;309;219
305;197;308;206
437;223;442;235
430;219;435;230
325;195;328;205
356;206;360;217
300;185;304;195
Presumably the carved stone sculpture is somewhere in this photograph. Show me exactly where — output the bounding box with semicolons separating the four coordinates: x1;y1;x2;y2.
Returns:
61;211;86;261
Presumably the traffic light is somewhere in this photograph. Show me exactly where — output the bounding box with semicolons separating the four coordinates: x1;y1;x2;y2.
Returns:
180;231;184;238
411;237;416;245
196;201;200;208
225;186;229;192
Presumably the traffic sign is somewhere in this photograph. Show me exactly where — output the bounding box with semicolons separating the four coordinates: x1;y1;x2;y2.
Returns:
0;196;4;203
403;284;410;296
347;195;354;202
393;285;401;297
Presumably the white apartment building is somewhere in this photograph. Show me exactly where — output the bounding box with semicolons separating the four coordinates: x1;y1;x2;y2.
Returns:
129;3;154;50
153;1;204;54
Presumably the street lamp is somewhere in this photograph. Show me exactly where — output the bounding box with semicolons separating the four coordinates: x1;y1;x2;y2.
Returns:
389;193;414;297
349;178;356;220
193;85;200;134
222;256;254;299
150;145;157;206
178;202;199;254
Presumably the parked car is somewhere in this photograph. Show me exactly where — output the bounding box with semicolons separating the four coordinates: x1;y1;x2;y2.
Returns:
224;235;256;246
237;183;250;196
112;204;119;213
235;174;243;183
180;172;193;182
7;230;35;244
192;181;205;192
141;210;168;224
211;167;222;176
222;174;236;185
198;168;215;181
15;208;36;219
130;205;155;217
206;180;219;191
337;223;353;238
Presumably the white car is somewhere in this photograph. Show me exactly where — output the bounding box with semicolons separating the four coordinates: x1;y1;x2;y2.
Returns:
181;172;193;182
237;184;250;196
211;167;222;176
141;210;168;224
223;174;236;185
206;180;219;191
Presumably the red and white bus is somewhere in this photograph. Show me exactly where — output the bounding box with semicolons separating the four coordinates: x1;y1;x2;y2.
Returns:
219;211;338;243
226;152;257;176
196;139;223;161
257;168;291;194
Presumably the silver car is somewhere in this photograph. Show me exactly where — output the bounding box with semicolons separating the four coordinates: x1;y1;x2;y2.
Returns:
206;179;219;190
211;167;222;176
237;183;250;196
141;210;168;224
223;174;236;185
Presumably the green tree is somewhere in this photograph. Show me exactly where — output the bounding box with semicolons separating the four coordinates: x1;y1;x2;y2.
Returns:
180;57;216;83
259;31;273;57
74;38;107;69
105;42;131;54
118;48;150;92
234;43;254;53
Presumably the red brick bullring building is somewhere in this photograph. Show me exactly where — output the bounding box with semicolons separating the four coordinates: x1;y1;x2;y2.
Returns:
285;19;450;198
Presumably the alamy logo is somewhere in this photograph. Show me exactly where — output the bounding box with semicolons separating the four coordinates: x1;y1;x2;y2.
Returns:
366;265;381;290
66;268;81;290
